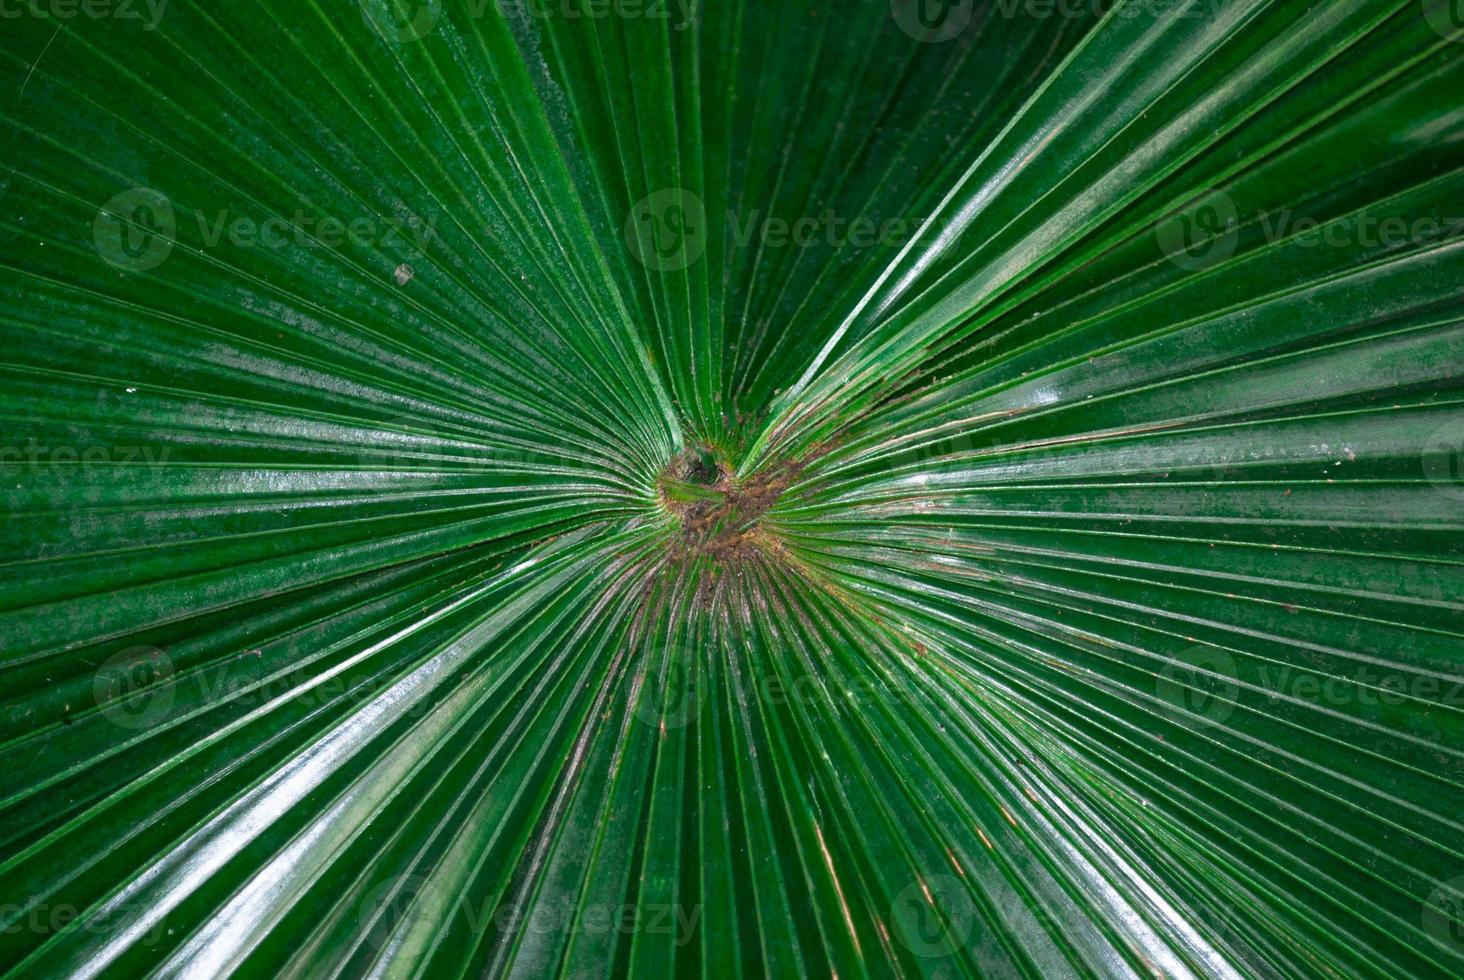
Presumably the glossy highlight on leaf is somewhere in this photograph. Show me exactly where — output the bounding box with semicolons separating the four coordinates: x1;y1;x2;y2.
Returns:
1;0;1462;977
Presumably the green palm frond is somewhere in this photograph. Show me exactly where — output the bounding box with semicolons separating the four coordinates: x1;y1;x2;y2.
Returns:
2;0;1462;977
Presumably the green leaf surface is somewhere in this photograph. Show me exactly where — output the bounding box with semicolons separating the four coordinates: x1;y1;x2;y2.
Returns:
1;0;1462;977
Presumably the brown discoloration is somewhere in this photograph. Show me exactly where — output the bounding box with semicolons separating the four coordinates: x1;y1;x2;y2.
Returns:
644;438;848;615
660;449;804;562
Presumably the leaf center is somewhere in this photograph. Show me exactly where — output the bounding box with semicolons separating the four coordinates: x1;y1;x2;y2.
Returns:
657;447;798;561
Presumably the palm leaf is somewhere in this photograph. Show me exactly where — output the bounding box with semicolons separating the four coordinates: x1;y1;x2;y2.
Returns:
2;0;1462;976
